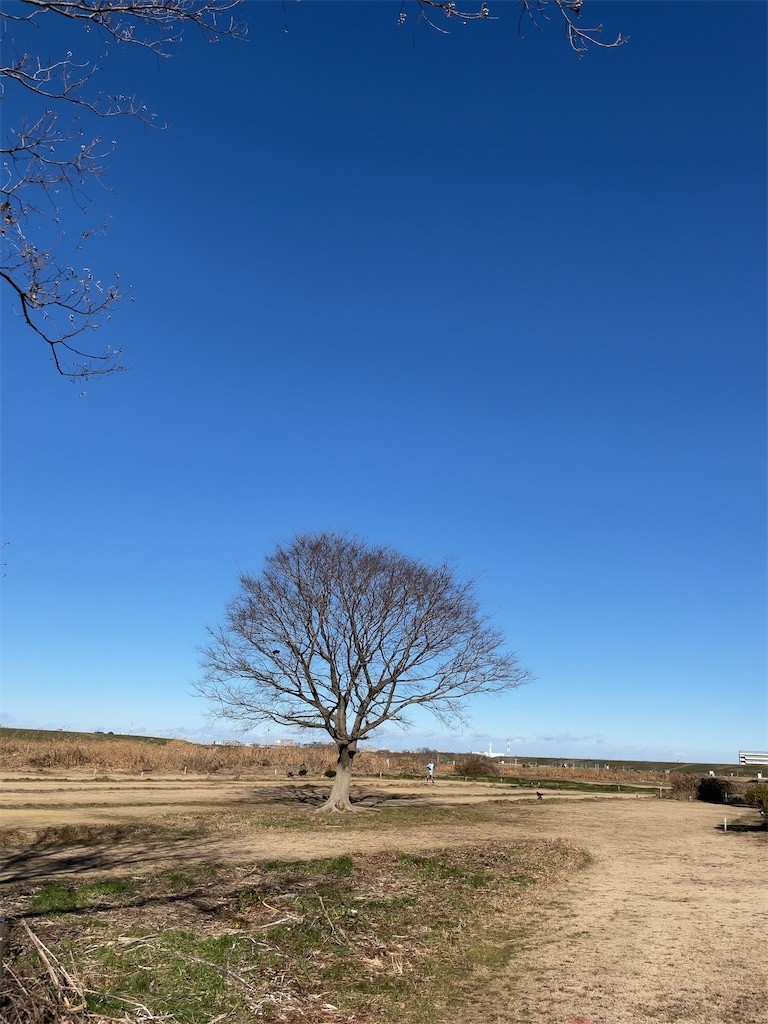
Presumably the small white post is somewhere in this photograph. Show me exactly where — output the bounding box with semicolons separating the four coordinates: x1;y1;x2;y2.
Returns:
723;817;727;832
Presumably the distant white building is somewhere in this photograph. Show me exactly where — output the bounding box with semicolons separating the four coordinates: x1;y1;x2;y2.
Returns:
470;743;506;759
739;751;768;766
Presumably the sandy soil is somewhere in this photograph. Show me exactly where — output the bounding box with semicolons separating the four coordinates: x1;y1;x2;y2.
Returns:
476;799;767;1024
1;774;765;1024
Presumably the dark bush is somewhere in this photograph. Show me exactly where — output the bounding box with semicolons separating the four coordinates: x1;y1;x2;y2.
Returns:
696;776;735;804
324;769;336;778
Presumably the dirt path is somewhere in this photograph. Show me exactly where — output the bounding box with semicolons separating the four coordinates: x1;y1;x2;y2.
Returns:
472;800;767;1024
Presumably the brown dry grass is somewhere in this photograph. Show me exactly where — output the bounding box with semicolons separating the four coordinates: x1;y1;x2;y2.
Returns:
0;734;663;788
0;737;405;776
491;763;663;785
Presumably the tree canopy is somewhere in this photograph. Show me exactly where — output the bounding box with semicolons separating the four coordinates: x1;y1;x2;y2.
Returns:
199;532;531;810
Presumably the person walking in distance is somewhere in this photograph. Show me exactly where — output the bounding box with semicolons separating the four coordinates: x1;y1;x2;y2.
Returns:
426;760;435;785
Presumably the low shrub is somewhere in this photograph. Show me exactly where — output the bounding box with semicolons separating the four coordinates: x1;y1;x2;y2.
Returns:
455;756;499;777
744;783;768;818
670;774;698;800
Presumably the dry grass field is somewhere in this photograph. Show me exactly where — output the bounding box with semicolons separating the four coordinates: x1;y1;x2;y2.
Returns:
1;768;765;1024
0;731;696;785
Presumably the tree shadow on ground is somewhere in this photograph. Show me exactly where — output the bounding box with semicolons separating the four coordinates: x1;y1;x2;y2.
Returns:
0;833;228;889
249;783;421;808
715;817;766;833
2;842;298;926
6;879;235;924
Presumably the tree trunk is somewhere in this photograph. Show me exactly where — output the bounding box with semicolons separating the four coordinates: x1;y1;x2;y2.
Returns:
317;743;358;812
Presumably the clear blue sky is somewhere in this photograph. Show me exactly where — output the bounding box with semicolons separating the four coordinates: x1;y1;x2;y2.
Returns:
1;2;766;763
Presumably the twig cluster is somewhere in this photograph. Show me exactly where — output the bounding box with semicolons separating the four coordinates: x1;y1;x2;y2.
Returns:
2;920;189;1022
1;1;245;379
408;0;626;54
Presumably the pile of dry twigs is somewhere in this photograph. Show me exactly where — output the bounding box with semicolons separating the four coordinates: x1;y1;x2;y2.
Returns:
0;921;168;1024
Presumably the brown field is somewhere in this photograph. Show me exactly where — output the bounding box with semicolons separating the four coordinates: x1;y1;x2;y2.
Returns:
0;737;392;776
1;770;766;1024
0;734;677;785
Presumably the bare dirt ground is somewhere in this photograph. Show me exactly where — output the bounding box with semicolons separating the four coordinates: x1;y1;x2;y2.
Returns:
478;800;766;1024
1;773;765;1024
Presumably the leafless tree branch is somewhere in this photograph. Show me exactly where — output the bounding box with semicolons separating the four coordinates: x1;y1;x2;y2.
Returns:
198;532;532;810
1;0;245;379
410;0;626;54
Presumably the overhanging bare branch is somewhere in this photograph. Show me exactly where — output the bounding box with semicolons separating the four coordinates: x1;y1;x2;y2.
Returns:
0;0;245;378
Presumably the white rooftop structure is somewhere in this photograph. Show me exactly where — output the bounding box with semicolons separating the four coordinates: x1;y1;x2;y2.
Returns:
739;751;768;766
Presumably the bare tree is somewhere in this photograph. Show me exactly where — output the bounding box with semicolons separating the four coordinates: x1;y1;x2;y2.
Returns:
0;0;244;379
199;532;531;811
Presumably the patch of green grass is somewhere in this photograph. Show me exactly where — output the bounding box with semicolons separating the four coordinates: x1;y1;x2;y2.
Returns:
263;854;354;876
28;877;138;913
162;869;206;892
85;931;256;1022
397;852;488;887
82;904;415;1022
